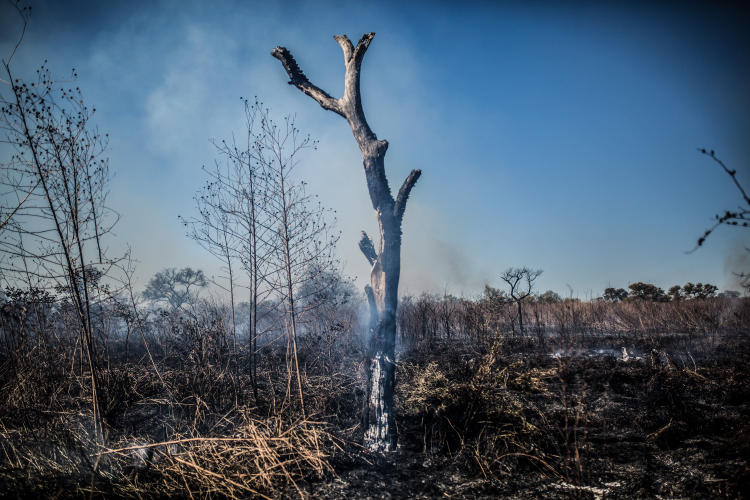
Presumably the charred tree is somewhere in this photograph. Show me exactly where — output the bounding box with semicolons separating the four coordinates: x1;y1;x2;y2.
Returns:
272;33;421;451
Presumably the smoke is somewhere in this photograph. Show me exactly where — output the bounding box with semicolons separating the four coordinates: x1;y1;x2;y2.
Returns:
395;200;493;297
430;238;489;294
401;235;489;297
723;240;750;293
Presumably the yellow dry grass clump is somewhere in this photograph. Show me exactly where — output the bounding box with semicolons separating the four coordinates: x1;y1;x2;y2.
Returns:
103;414;337;499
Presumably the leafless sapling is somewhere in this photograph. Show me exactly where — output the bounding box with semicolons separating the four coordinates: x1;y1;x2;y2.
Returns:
0;57;119;438
181;161;243;351
181;99;279;400
253;106;340;418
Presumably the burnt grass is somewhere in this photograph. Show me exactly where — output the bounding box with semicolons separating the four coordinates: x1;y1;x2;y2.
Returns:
307;333;750;499
1;332;749;498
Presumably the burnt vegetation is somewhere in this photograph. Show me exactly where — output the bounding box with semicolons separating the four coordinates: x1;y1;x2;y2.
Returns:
0;273;748;498
0;9;749;500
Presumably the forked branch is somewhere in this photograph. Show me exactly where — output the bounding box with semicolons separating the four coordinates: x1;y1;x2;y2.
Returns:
272;33;410;219
271;33;384;155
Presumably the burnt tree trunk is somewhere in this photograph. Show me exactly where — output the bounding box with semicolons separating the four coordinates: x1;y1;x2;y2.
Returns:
517;299;524;337
272;33;420;451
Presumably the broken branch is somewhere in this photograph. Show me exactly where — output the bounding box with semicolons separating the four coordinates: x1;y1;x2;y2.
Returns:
270;46;343;116
358;231;378;266
394;169;422;220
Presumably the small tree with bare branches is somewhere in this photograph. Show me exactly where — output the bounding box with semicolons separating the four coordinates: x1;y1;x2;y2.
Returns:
499;267;542;336
259;109;340;418
0;55;119;439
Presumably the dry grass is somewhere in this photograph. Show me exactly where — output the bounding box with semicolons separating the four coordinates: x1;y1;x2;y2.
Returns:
399;295;750;342
101;414;337;499
0;318;360;498
396;340;559;478
0;371;344;498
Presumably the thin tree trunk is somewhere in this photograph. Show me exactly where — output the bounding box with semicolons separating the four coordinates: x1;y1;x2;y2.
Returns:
7;62;102;438
278;156;306;418
251;267;259;402
272;33;421;451
250;177;260;403
224;233;237;353
125;321;131;361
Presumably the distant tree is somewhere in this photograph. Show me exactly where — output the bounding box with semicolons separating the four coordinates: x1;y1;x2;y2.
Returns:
682;282;718;300
436;292;459;339
499;267;542;336
627;282;666;302
704;284;718;297
668;285;683;301
143;268;207;311
479;285;509;338
700;283;718;298
483;284;510;304
738;275;750;295
296;268;356;330
682;282;698;299
603;287;629;302
537;290;562;303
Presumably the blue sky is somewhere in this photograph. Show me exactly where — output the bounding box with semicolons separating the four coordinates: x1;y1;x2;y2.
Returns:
1;0;748;297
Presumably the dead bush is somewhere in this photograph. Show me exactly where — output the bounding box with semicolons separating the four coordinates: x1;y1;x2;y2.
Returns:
396;340;559;478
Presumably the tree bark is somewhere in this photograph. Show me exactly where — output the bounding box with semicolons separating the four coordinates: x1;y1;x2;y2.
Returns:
272;33;420;451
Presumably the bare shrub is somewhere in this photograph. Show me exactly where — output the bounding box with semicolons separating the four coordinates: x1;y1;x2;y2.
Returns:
396;341;560;478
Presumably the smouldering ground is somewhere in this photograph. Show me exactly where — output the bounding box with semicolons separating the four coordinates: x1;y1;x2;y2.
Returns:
1;333;748;498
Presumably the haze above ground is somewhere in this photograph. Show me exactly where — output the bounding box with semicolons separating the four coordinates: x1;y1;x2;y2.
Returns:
1;0;748;298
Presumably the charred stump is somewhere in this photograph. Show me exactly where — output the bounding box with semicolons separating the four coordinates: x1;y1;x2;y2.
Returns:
272;33;420;451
